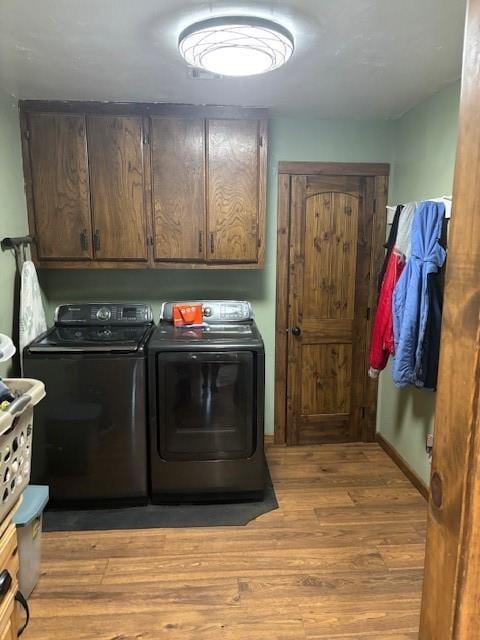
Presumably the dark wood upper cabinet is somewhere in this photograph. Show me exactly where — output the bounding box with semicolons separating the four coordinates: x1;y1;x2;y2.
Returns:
206;119;262;263
151;117;205;262
20;102;268;269
27;113;93;260
87;115;148;261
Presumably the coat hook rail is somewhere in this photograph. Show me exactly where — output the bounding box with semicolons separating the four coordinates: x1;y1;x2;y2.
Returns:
0;236;34;251
386;196;453;224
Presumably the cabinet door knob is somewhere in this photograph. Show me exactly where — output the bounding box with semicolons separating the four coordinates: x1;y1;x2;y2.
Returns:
0;569;12;599
94;230;101;251
79;229;88;251
291;326;301;337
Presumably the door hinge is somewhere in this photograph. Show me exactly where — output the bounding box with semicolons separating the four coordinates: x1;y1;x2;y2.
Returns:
426;433;434;458
24;127;30;141
258;135;264;147
148;235;154;246
366;307;371;321
143;133;150;145
361;407;366;419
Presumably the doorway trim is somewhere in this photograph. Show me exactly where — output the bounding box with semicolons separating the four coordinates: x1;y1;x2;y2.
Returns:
419;0;480;635
274;161;389;445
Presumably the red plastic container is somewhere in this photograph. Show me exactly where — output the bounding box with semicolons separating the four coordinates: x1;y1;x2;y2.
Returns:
172;303;203;327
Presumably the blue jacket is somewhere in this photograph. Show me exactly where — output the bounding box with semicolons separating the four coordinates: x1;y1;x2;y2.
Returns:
392;201;446;388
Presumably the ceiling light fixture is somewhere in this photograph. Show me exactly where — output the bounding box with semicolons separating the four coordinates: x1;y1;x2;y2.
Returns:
178;16;294;77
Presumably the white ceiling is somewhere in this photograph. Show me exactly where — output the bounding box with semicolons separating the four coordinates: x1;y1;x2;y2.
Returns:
0;0;466;119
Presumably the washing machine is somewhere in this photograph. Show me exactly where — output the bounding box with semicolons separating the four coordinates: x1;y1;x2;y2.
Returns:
23;303;153;506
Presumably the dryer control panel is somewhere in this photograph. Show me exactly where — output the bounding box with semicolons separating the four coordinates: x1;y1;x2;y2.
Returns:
160;300;253;324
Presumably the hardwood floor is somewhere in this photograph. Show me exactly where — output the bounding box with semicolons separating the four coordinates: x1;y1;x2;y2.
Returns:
24;443;427;639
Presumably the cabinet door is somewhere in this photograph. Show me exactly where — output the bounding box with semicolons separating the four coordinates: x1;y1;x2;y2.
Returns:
151;117;205;261
207;119;260;263
28;113;92;260
0;618;13;640
87;116;148;261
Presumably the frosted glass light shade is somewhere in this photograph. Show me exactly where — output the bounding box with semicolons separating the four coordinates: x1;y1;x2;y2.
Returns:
179;17;294;77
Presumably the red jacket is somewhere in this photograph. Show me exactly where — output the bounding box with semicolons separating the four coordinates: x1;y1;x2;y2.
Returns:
369;250;405;375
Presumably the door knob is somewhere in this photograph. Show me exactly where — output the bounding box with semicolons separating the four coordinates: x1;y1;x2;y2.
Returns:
291;326;301;336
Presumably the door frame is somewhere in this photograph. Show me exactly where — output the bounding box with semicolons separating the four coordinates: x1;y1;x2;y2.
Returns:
419;0;480;635
274;161;389;445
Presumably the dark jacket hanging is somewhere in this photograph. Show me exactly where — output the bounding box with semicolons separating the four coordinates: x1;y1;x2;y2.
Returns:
418;217;448;390
377;205;403;293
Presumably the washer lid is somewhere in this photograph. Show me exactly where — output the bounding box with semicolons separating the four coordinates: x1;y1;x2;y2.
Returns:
27;325;150;353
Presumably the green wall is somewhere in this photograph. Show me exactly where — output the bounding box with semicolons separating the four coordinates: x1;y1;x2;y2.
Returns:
377;80;461;484
40;117;394;435
0;85;459;461
0;91;28;377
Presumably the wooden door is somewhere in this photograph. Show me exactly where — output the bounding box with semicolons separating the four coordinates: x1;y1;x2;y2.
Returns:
150;117;205;261
87;116;148;261
286;175;375;444
206;119;260;263
28;113;92;260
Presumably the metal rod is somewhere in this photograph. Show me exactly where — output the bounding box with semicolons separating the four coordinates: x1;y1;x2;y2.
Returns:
0;236;34;251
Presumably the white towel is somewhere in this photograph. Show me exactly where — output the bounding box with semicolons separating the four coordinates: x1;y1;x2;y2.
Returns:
19;260;47;372
394;202;417;260
0;334;16;363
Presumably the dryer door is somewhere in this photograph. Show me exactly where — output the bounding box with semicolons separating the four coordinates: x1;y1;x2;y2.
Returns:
156;351;255;460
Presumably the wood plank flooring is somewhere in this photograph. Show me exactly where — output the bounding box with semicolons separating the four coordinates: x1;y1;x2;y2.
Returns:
24;442;427;639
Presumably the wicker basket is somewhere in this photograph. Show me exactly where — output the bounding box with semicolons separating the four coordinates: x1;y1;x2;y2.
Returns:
0;379;45;522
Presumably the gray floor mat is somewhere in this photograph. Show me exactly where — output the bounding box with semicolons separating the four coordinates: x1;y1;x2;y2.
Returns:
43;465;277;531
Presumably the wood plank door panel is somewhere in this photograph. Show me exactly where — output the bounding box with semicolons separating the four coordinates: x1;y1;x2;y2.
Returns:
151;117;205;261
87;115;148;261
207;119;259;263
287;175;373;444
28;113;93;260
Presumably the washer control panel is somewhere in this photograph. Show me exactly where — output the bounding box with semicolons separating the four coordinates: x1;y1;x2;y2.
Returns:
160;300;253;324
55;303;153;326
96;306;111;321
